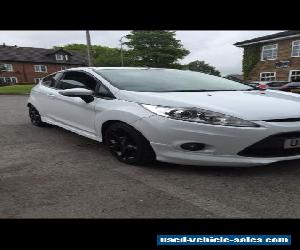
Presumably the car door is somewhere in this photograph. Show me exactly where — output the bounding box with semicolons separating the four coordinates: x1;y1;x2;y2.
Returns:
35;72;63;119
53;70;98;135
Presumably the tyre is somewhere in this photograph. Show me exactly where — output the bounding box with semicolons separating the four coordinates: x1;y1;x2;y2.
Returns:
104;122;156;165
28;105;47;127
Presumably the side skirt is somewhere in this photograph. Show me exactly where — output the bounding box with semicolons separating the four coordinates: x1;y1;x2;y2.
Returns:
41;116;102;142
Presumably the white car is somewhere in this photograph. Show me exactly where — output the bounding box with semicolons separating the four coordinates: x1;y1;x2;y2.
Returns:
28;67;300;167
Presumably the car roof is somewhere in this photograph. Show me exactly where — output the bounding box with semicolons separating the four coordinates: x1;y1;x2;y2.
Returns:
64;67;167;71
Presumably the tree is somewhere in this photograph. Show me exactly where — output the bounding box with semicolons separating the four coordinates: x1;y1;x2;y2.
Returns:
56;44;122;67
185;60;221;76
124;31;190;68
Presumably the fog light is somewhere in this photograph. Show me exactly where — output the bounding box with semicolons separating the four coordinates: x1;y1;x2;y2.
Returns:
181;143;205;151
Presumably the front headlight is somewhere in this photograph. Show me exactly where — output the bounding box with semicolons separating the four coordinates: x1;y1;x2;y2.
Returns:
141;104;260;127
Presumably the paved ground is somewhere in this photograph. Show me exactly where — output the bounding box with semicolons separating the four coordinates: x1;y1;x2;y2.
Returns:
0;95;300;218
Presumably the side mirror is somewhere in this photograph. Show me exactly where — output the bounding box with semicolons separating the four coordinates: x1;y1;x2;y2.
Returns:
59;88;95;103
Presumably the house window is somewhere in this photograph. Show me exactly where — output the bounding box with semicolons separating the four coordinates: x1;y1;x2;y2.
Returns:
1;63;13;71
65;55;69;61
56;54;64;61
260;72;276;81
292;41;300;57
34;78;43;84
290;70;300;82
34;65;47;72
261;44;278;60
0;77;17;84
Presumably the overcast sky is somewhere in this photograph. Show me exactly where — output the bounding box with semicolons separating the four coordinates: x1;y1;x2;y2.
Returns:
0;30;283;75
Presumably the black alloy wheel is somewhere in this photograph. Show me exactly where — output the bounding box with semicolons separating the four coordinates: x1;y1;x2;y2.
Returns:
104;122;155;165
29;106;45;127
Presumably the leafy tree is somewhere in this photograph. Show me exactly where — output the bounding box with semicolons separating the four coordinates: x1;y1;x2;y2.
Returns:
56;44;122;67
184;60;221;76
92;46;121;67
54;44;86;52
124;31;190;68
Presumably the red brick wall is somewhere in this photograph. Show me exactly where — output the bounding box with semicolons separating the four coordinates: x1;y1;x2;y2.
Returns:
248;38;300;81
0;62;82;83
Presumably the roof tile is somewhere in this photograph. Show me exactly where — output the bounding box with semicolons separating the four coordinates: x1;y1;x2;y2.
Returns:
0;45;87;65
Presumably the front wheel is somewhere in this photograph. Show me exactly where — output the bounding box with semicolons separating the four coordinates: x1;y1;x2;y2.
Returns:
28;105;46;127
104;122;156;165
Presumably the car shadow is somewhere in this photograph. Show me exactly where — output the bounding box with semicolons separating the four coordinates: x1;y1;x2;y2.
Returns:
139;159;300;177
44;125;300;177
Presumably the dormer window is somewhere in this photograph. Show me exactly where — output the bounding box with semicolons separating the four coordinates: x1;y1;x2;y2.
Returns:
56;54;64;61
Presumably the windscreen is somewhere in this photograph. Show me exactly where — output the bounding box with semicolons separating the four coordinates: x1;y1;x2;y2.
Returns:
94;68;254;92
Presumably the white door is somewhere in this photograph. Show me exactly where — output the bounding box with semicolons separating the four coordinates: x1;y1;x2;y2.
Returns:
51;71;98;135
36;73;62;119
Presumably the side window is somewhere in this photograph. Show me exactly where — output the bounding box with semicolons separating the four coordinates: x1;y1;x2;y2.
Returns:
98;84;115;99
42;74;55;87
41;72;63;88
56;71;98;90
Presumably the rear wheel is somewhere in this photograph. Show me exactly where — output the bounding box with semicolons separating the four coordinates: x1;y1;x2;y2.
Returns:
104;122;155;165
28;105;47;127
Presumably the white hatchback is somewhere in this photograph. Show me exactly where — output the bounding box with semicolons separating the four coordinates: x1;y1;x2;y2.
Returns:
28;67;300;167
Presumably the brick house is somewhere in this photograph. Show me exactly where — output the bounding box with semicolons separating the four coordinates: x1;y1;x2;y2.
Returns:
0;44;87;84
235;30;300;82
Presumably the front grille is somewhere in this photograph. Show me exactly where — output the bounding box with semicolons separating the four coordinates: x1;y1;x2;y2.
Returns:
238;132;300;157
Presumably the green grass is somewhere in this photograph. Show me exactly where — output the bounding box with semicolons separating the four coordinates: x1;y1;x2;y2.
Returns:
0;84;34;94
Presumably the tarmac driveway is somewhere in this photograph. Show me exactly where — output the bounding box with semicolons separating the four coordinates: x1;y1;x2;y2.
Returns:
0;95;300;218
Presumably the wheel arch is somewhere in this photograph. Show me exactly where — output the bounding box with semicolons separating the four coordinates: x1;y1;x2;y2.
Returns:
95;107;151;140
101;119;157;162
101;119;147;142
101;120;122;142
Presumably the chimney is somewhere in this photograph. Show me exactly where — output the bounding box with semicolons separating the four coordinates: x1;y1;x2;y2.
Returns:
2;43;5;46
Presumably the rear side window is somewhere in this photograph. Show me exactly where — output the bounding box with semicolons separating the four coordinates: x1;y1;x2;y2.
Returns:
56;71;98;91
41;72;63;88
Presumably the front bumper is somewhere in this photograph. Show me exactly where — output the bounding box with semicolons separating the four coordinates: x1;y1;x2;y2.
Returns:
132;115;300;167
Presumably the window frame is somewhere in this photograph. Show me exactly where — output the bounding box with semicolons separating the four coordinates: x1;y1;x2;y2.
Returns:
55;70;115;99
291;40;300;57
55;54;64;61
2;63;13;72
260;72;276;81
261;44;278;61
289;70;300;82
41;72;63;89
34;65;48;73
0;76;18;84
56;70;100;91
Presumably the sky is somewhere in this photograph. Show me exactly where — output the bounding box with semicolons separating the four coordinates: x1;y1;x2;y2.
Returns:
0;30;283;76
